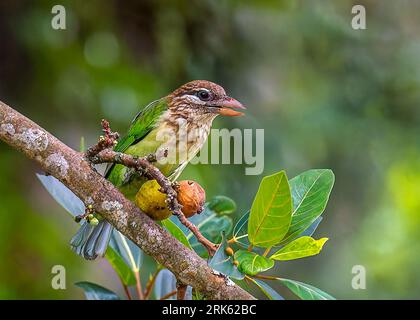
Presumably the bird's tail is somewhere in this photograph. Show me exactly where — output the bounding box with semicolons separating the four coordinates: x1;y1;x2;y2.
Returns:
70;220;113;260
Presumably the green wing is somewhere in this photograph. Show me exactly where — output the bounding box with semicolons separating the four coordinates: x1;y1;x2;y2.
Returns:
114;98;168;153
105;98;168;183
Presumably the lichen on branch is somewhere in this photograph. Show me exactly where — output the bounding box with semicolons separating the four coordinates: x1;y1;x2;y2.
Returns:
0;100;254;300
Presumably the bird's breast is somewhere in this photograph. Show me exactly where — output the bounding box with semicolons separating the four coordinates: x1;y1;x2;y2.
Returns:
153;119;211;166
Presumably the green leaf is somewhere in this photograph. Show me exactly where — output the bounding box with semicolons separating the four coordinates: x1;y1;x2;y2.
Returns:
109;230;143;271
37;174;84;217
207;196;237;215
233;211;249;238
248;171;292;248
154;269;192;300
247;277;284;300
231;211;250;247
171;196;234;238
170;196;234;257
270;236;328;261
200;215;233;244
209;232;244;280
193;290;205;300
299;216;322;237
153;269;176;300
105;246;137;286
162;219;192;249
79;136;85;152
234;250;274;276
277;278;335;300
75;281;120;300
189;215;233;257
279;169;334;246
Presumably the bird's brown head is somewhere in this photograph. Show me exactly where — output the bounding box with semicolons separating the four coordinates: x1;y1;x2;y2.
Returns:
167;80;245;117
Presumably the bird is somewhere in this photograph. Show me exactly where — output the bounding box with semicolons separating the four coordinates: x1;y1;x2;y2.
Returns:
70;80;245;260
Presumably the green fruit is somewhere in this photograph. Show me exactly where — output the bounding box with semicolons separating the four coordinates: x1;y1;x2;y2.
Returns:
89;217;99;226
135;180;172;220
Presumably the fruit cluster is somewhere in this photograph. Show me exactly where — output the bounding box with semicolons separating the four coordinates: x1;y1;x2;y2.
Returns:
135;179;206;220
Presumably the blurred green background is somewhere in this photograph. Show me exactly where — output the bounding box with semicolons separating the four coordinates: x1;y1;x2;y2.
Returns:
0;0;419;299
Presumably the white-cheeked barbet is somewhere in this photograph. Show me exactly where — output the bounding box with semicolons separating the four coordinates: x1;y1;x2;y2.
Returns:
70;80;245;259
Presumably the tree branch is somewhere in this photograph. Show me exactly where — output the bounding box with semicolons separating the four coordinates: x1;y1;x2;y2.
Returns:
85;121;217;256
0;100;255;300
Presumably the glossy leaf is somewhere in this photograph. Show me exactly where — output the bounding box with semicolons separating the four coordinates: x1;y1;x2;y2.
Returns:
270;236;328;261
279;169;334;245
234;250;274;276
207;196;237;215
274;216;323;248
248;277;284;300
277;278;335;300
233;211;249;238
200;215;233;243
248;171;292;248
189;216;233;257
162;219;192;249
105;246;137;285
154;269;176;300
188;204;218;227
172;201;233;257
299;216;323;237
231;211;250;247
171;196;234;237
37;174;84;217
209;233;244;280
154;269;192;300
75;281;120;300
109;230;143;271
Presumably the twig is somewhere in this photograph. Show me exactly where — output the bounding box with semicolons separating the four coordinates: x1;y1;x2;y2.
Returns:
134;270;144;300
85;119;119;158
144;267;162;300
160;290;177;300
122;283;132;300
176;281;188;300
252;274;278;281
176;213;217;254
262;247;271;257
86;120;217;256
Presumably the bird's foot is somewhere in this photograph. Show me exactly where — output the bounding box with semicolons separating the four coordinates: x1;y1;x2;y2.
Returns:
85;119;120;162
171;181;180;191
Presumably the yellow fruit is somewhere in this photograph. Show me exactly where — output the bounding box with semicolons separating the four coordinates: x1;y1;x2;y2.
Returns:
135;180;172;220
135;179;206;220
177;180;206;218
225;247;234;256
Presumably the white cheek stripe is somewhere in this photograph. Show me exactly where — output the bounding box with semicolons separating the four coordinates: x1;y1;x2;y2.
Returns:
183;94;206;105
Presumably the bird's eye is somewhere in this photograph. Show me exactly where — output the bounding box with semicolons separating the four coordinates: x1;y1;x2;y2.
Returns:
197;90;211;101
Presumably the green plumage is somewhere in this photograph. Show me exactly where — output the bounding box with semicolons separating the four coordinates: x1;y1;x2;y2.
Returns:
106;98;169;199
70;79;240;260
113;99;168;153
71;98;171;259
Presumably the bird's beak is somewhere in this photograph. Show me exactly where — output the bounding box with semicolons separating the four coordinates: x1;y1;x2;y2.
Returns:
218;97;246;117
